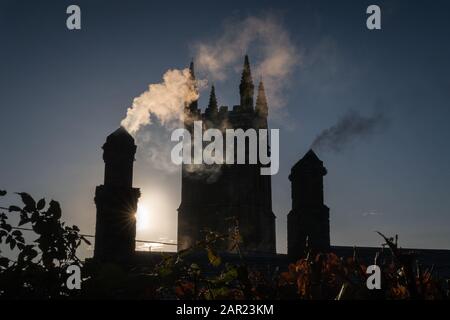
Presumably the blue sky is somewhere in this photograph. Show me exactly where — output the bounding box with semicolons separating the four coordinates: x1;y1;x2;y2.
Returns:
1;0;450;257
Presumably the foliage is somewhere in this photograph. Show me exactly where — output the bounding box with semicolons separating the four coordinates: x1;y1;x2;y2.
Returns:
0;190;89;298
82;229;450;300
0;189;448;300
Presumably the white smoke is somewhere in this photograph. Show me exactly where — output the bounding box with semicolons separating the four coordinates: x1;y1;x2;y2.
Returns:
194;14;300;109
121;14;300;136
121;68;206;134
134;128;179;174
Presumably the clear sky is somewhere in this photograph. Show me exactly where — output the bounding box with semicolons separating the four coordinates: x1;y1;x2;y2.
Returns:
1;0;450;258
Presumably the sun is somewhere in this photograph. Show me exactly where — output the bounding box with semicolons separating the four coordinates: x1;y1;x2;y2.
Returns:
135;191;170;232
136;202;151;231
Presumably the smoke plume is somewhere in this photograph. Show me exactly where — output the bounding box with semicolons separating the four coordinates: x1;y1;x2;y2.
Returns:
121;68;206;134
311;110;387;153
194;14;300;109
121;14;299;136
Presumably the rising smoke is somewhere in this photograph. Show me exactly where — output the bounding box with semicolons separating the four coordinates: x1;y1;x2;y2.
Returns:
311;110;387;153
121;68;206;134
194;14;300;109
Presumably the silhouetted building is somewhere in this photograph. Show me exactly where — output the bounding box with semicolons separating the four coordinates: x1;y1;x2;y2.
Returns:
288;150;330;259
90;67;450;279
178;56;276;253
94;127;140;263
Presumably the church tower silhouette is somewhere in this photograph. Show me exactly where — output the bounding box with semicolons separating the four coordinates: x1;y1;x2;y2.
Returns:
178;56;276;254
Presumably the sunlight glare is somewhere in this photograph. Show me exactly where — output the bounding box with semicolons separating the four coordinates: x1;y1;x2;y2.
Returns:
136;202;151;231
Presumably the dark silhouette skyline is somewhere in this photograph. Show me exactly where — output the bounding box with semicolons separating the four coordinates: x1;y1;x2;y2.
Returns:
1;1;450;257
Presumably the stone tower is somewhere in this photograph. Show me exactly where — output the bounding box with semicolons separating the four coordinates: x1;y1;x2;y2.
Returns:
288;150;330;259
94;127;140;263
178;56;276;254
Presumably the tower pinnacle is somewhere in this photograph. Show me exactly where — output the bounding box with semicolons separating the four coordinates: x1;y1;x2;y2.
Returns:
189;60;195;80
239;55;254;110
207;85;218;111
255;80;268;118
186;60;198;113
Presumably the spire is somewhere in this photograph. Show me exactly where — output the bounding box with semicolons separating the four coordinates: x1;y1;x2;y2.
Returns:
205;85;218;119
189;59;195;80
239;55;254;110
207;85;218;111
255;80;268;117
242;55;251;77
186;60;198;113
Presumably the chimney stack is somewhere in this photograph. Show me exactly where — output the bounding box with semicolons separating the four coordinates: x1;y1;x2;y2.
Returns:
287;150;330;260
94;127;140;264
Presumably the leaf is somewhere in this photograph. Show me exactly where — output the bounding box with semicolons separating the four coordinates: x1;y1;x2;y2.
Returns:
18;216;29;226
0;190;6;196
221;267;238;284
9;239;16;250
47;200;61;220
22;246;38;260
28;248;38;259
11;230;22;237
175;286;185;298
2;224;12;232
36;198;46;211
207;247;222;267
190;263;200;270
8;206;21;213
0;257;9;268
31;211;39;222
16;192;36;211
211;287;231;299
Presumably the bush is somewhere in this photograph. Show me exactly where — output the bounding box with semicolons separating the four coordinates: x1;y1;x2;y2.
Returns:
0;190;89;298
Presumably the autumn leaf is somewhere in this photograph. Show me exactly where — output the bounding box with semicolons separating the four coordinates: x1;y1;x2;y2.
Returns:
207;247;222;267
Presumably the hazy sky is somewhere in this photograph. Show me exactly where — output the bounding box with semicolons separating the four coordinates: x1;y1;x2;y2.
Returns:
1;0;450;257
